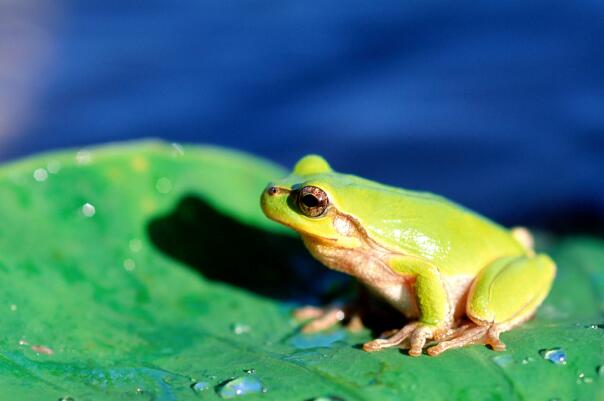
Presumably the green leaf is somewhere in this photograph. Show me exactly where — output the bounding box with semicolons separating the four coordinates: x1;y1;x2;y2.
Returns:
0;141;602;401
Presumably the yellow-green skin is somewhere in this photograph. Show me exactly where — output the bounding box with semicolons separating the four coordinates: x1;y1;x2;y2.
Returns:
261;155;556;355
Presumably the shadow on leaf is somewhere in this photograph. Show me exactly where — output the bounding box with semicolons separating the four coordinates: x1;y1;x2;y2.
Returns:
147;194;345;302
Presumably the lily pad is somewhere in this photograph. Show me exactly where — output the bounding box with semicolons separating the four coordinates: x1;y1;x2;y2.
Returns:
0;141;602;401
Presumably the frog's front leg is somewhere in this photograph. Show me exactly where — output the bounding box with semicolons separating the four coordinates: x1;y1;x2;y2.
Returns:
295;305;346;332
295;286;368;333
363;256;452;356
426;254;556;356
295;305;365;332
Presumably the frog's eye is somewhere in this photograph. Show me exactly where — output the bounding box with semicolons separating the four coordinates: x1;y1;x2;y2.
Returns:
297;186;329;217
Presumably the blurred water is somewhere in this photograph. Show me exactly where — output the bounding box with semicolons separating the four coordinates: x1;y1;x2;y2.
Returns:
1;0;603;230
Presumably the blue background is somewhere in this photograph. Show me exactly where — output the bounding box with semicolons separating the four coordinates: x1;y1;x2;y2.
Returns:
2;1;603;232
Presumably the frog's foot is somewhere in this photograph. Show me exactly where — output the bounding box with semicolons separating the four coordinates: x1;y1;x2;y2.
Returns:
426;323;505;356
294;305;363;333
363;322;448;356
511;226;534;254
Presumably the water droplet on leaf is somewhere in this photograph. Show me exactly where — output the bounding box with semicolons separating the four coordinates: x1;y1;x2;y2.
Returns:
129;238;143;252
306;397;346;401
155;177;173;194
81;203;96;217
540;347;566;364
171;143;185;156
58;397;74;401
76;150;92;164
216;376;264;399
123;258;136;271
231;323;251;335
492;354;514;367
576;372;593;384
191;381;209;393
33;168;48;182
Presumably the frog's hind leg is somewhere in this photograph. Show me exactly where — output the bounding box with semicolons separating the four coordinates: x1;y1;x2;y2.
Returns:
427;254;556;356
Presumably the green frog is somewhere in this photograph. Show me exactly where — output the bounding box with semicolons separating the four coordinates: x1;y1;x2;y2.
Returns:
260;155;556;356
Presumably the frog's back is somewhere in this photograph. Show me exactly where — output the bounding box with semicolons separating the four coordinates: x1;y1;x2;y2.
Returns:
322;173;526;275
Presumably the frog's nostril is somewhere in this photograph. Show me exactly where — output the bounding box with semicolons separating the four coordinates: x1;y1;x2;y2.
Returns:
267;186;278;196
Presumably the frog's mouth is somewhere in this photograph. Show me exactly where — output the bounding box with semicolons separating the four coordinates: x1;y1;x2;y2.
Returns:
295;229;339;244
264;213;339;243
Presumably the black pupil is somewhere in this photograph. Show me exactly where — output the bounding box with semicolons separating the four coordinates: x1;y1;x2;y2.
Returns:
302;194;319;208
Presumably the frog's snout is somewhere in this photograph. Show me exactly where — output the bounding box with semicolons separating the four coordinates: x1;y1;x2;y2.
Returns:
261;184;279;218
263;184;289;197
261;184;291;219
266;185;279;196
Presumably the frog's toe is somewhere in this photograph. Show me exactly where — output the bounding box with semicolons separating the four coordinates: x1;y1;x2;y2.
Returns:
294;306;327;320
485;325;507;351
425;324;507;356
362;338;390;352
511;226;534;253
295;303;367;333
294;306;346;333
362;322;418;352
299;307;346;333
345;314;365;332
426;325;488;356
408;325;435;357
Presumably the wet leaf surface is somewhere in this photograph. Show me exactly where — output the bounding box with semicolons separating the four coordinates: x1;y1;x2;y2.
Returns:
0;141;602;401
